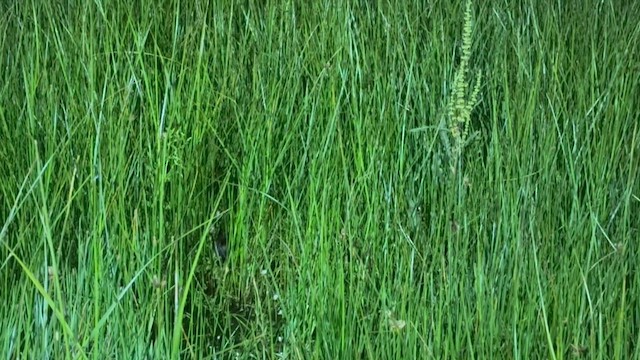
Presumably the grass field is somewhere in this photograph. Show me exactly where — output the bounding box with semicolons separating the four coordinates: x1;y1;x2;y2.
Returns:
1;0;639;358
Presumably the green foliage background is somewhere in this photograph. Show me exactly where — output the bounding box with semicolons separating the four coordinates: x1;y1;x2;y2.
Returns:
1;0;638;358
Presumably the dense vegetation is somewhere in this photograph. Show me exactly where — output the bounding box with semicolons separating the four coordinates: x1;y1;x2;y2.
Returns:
1;0;638;358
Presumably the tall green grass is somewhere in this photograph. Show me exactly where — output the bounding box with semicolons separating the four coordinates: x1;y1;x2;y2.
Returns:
1;0;638;358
